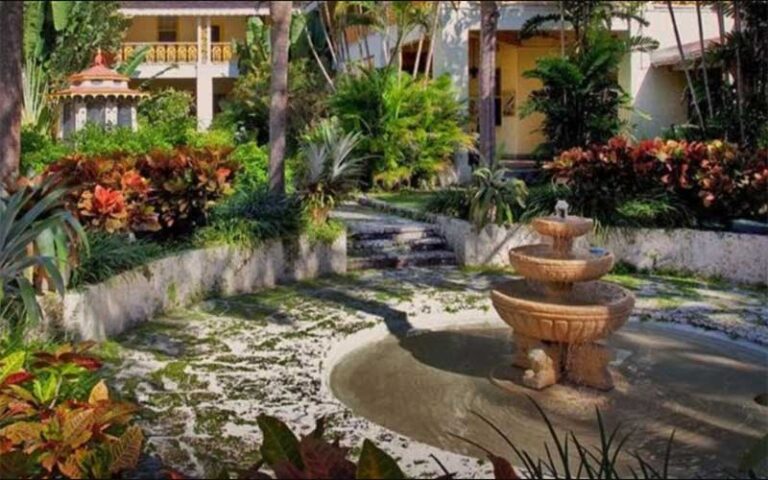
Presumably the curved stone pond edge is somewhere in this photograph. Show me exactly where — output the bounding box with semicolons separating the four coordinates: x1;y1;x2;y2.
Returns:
58;235;347;340
359;196;768;286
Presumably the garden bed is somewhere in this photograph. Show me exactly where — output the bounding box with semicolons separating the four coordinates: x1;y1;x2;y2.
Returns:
360;196;768;285
54;235;347;340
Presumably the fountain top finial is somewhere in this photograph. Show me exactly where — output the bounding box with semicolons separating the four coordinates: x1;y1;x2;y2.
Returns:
555;200;569;219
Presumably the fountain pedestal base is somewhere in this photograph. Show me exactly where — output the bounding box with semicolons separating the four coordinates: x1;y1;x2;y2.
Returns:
512;334;615;391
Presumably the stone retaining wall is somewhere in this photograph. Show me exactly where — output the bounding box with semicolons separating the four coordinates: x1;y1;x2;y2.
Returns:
60;235;347;340
360;197;768;285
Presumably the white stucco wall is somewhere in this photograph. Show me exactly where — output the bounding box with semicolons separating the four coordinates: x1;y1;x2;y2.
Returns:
57;235;347;340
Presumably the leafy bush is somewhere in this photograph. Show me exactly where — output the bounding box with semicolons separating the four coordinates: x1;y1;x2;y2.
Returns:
137;88;196;146
545;137;768;224
0;344;143;478
195;189;304;247
70;232;170;287
45;148;237;236
20;127;69;174
187;128;236;150
330;68;474;189
522;29;631;157
469;167;528;229
66;123;174;157
425;188;473;219
228;141;296;193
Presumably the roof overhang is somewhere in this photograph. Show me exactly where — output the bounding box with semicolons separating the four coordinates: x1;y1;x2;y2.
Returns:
651;38;721;68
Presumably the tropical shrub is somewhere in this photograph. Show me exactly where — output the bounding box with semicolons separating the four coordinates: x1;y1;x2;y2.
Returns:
228;141;294;193
20;127;69;174
45;148;237;235
66;123;174;157
137;88;196;146
330;68;474;189
545;137;767;224
0;344;143;478
469;167;528;230
0;179;85;336
424;188;473;219
195;189;304;248
299;120;365;223
70;232;170;287
521;29;632;157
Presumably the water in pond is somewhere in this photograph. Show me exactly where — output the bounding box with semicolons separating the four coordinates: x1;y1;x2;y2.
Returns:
330;322;768;478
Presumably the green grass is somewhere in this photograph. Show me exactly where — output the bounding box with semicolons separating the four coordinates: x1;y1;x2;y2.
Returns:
371;191;437;211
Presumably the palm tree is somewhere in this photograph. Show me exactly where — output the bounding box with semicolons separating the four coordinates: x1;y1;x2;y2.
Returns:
668;0;705;130
479;1;499;166
0;1;23;186
732;0;746;144
269;1;292;195
695;1;714;120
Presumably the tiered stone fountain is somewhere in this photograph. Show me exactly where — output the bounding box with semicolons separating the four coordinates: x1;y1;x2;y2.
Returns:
491;201;635;390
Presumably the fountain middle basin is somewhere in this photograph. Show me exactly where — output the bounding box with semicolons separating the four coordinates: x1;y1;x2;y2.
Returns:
329;323;768;478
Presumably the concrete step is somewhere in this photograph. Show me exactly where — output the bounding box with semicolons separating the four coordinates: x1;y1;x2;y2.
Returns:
349;236;447;254
348;250;457;270
349;227;439;243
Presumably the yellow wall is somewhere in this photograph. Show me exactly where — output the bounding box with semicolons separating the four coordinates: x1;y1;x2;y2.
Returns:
124;16;247;44
469;34;630;157
210;17;247;43
124;16;198;42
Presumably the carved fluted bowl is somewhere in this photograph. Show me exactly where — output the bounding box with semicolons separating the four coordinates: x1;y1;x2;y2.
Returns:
509;244;615;284
491;279;634;344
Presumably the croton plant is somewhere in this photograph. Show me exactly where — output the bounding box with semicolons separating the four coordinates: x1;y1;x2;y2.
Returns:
546;137;768;220
45;148;238;235
0;343;143;478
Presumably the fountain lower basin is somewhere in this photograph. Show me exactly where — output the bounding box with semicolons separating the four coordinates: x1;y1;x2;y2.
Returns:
491;279;633;343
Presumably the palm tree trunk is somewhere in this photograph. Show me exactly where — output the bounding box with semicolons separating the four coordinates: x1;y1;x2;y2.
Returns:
667;1;705;130
479;1;499;166
413;33;425;76
695;1;714;120
0;1;22;185
424;1;441;77
559;1;566;57
320;2;339;70
733;0;746;145
269;0;291;196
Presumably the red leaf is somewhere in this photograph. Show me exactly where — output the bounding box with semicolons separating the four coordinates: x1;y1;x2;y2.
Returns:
3;371;34;386
488;454;518;479
299;435;356;479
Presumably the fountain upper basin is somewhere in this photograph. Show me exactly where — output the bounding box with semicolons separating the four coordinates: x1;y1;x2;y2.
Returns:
491;279;634;343
509;244;615;283
532;216;593;238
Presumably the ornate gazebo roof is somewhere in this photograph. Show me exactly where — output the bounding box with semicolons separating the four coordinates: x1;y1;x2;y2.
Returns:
52;50;148;100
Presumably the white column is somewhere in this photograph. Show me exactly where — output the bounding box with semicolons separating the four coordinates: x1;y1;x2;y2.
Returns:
105;99;118;127
433;7;472;184
205;17;212;64
75;100;88;131
196;73;213;130
196;17;202;64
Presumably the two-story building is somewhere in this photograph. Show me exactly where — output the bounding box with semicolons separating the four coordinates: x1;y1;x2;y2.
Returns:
117;1;264;130
342;2;732;168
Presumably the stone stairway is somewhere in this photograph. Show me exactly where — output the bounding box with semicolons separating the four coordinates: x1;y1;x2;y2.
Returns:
332;204;456;270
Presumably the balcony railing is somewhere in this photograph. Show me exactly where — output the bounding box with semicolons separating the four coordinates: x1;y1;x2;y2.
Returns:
119;42;199;64
210;42;235;63
117;42;237;64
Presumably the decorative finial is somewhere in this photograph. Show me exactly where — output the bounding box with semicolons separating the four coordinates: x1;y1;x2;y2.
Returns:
94;48;105;66
555;200;569;219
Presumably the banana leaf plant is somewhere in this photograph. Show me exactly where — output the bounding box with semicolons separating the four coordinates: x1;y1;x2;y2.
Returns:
0;177;86;329
469;167;528;230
